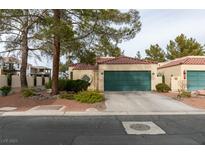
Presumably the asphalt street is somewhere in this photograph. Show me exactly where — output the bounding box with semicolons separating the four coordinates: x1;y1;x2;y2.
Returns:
1;115;205;145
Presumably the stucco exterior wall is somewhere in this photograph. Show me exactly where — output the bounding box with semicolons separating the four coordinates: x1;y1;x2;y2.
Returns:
98;64;158;91
72;70;98;90
68;66;74;79
36;77;42;86
181;65;205;72
44;77;50;84
27;76;34;87
11;75;21;88
158;65;182;87
0;75;8;87
158;64;205;91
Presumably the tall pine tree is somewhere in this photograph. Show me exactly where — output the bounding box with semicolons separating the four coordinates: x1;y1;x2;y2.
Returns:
166;34;205;60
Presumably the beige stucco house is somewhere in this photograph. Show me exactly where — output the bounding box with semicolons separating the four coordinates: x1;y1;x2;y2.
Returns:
69;56;160;91
158;56;205;92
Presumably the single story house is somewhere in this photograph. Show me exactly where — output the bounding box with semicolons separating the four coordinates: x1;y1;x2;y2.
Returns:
69;56;160;91
158;56;205;91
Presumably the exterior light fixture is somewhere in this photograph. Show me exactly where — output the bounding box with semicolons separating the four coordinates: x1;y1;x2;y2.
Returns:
183;70;186;79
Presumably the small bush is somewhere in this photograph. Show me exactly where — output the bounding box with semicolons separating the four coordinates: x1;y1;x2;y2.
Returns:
45;79;90;92
59;92;75;100
45;80;52;89
0;86;11;96
22;88;35;97
74;91;104;104
156;83;171;92
179;91;191;98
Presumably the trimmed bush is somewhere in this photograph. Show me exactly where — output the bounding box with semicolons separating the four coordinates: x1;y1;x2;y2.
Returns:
59;92;75;100
156;83;171;92
22;88;35;97
0;86;11;96
45;79;90;92
74;91;104;104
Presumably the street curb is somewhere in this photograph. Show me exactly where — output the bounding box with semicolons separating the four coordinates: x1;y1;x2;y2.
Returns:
2;110;205;116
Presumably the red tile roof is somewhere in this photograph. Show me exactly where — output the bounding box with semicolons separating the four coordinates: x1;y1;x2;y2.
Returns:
98;56;157;64
72;63;97;70
96;57;115;63
158;56;205;69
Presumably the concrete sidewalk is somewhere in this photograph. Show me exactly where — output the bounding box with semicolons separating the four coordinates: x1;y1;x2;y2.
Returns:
2;110;205;116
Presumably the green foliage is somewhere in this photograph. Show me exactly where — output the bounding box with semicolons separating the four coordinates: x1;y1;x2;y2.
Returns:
74;91;104;104
79;51;96;65
166;34;205;60
21;88;35;97
145;44;166;62
0;86;11;96
136;51;141;59
59;62;68;72
45;79;90;92
45;80;51;89
39;9;141;60
59;92;75;100
156;83;171;93
177;90;191;98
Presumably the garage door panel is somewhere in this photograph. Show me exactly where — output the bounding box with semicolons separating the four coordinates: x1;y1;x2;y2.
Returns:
104;71;151;91
187;71;205;91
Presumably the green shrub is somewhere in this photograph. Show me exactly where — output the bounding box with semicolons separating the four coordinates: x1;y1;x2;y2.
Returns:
22;88;35;97
45;80;52;89
59;92;74;100
180;91;191;98
0;86;11;96
45;79;90;92
74;91;104;104
156;83;171;92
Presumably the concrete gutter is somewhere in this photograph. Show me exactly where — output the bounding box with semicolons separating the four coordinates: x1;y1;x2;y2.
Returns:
2;110;205;116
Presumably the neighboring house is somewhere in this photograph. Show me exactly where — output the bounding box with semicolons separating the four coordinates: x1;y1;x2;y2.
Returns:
0;56;51;77
158;56;205;91
69;56;159;91
0;56;21;75
28;66;51;77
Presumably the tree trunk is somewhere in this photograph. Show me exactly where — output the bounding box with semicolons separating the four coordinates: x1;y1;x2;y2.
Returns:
51;9;61;95
20;32;28;87
20;11;29;88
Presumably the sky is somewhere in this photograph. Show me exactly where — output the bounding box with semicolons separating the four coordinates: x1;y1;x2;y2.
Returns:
1;9;205;67
119;9;205;58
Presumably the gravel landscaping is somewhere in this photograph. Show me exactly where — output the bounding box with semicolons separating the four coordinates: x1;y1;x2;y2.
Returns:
158;92;205;109
0;91;106;112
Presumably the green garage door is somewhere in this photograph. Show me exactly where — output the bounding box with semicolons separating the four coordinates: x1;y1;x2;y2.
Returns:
187;71;205;91
104;71;151;91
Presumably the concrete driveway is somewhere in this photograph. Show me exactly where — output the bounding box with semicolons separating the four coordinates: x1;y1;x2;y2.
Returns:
105;92;201;112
